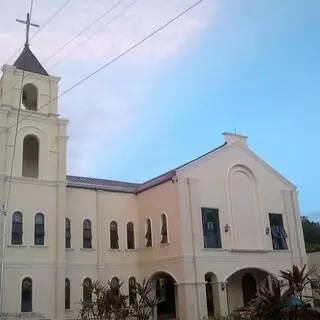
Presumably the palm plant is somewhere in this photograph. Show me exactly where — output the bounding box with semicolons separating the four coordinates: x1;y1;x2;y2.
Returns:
232;264;319;320
78;278;158;320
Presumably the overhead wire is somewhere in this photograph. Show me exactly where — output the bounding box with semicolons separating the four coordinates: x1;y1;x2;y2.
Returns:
3;0;73;65
0;0;127;102
42;0;126;65
0;0;206;139
49;0;139;72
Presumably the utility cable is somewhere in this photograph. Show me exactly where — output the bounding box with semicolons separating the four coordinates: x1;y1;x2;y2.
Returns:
3;0;73;65
0;0;124;99
0;0;206;138
42;0;125;65
49;0;139;72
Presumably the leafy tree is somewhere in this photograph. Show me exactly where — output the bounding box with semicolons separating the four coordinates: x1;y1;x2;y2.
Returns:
301;216;320;253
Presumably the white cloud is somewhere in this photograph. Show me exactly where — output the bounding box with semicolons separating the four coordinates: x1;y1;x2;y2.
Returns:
0;0;214;177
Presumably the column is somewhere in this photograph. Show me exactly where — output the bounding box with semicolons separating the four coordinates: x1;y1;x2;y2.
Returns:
55;132;68;320
176;282;207;320
217;284;229;317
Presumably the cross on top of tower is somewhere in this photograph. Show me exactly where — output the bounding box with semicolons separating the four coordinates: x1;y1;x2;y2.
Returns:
16;13;39;46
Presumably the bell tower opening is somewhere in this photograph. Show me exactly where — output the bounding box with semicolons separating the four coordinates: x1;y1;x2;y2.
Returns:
22;83;38;111
22;135;39;178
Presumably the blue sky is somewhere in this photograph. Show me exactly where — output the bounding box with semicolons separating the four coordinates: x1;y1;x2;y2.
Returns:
1;0;319;217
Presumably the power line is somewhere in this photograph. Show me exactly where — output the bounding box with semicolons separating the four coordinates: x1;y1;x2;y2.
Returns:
3;0;73;65
49;0;139;72
0;0;206;139
42;0;126;65
0;0;131;104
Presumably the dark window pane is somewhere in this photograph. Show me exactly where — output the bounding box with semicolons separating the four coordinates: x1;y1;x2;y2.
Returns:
269;213;288;250
21;278;32;312
83;219;92;248
66;218;71;249
12;212;23;245
110;221;119;249
201;208;222;248
65;278;70;310
34;213;45;245
161;214;168;244
127;222;135;249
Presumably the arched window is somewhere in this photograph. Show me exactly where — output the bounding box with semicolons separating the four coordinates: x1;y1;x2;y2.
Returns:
83;277;92;304
22;135;39;178
242;273;257;305
83;219;92;248
22;83;38;111
65;278;71;310
160;213;168;244
111;277;120;295
129;277;137;305
34;213;45;245
145;218;152;247
126;222;135;250
110;221;119;249
65;218;71;249
12;211;23;245
21;277;32;312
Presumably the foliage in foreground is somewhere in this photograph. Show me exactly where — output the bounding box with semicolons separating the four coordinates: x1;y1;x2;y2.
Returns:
78;278;158;320
232;264;320;320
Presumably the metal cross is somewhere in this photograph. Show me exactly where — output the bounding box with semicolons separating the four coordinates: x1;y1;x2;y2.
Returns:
16;13;39;46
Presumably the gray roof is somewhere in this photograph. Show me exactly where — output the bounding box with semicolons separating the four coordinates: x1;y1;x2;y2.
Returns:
13;45;49;76
66;142;227;193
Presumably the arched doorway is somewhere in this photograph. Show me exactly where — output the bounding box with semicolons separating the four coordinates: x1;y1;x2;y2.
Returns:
226;268;271;313
152;272;177;320
242;273;257;305
21;277;32;312
205;272;218;318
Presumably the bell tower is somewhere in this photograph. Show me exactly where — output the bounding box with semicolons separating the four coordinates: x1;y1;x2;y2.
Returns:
0;11;68;320
0;13;68;181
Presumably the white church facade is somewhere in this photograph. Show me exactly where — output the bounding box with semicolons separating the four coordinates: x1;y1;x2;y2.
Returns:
0;44;308;320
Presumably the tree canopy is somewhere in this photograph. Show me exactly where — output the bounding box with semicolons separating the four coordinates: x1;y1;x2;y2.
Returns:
301;216;320;253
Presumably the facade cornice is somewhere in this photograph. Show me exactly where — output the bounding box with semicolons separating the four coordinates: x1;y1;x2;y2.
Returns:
0;175;67;187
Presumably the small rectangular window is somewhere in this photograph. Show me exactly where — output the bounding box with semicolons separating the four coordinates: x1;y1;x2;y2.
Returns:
269;213;288;250
201;208;222;249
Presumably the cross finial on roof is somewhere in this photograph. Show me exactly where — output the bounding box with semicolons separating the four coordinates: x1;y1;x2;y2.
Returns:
16;13;39;46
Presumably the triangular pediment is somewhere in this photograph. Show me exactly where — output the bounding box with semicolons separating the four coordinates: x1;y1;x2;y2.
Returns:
13;45;48;76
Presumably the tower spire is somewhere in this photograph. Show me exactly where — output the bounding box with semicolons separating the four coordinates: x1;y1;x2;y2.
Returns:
16;12;39;46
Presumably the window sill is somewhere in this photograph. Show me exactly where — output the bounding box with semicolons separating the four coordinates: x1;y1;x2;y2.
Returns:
30;245;48;248
160;243;170;247
80;248;95;251
66;248;74;252
125;249;137;252
144;246;154;249
7;244;27;248
203;247;223;251
108;249;122;252
229;248;271;253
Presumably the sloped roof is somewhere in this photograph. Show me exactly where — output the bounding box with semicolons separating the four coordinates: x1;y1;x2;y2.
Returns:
66;142;227;193
66;175;139;193
13;45;48;76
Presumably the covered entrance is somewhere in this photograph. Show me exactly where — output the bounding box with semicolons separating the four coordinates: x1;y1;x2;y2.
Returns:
151;272;177;320
226;268;272;313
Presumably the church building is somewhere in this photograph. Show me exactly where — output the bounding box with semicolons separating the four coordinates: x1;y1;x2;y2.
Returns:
0;35;308;320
